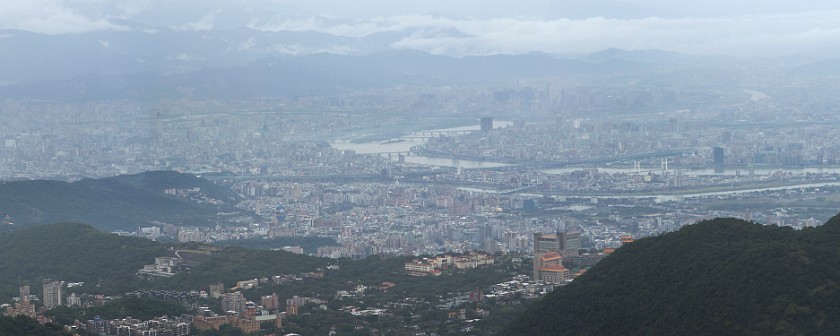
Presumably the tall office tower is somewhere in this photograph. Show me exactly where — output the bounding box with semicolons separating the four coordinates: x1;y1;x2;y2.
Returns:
562;231;581;257
43;280;62;309
480;117;493;133
19;285;30;303
534;232;581;257
534;233;562;253
713;146;725;166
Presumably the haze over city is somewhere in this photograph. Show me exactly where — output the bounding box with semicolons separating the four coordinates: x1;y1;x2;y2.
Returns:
2;1;840;336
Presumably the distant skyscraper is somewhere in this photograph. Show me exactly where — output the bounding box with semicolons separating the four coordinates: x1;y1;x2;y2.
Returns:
534;233;562;253
534;231;580;257
713;146;725;166
19;285;30;303
43;280;62;309
480;117;493;133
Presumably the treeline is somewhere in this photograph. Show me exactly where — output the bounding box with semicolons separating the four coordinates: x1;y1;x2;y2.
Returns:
47;298;191;325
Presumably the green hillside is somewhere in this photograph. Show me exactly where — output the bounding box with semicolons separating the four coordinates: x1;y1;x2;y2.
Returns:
47;297;191;325
501;216;840;336
0;222;167;298
0;222;326;299
167;246;329;288
0;315;70;336
0;171;241;231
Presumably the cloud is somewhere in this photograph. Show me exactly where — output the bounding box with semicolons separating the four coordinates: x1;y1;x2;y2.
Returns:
173;9;220;31
2;1;838;57
0;0;130;34
172;53;206;61
250;11;840;57
269;43;358;56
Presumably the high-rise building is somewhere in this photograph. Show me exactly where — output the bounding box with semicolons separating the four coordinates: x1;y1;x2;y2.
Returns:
19;286;30;304
563;231;581;257
534;231;581;257
221;292;246;313
43;280;62;309
261;293;279;310
713;146;725;166
534;233;562;253
67;293;82;307
480;117;493;133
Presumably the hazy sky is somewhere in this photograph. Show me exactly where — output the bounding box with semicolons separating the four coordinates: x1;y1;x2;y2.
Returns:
1;0;839;56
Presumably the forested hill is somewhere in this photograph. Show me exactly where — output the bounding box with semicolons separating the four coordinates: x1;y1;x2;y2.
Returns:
0;315;70;336
0;170;240;231
0;222;328;300
0;222;166;301
501;216;840;336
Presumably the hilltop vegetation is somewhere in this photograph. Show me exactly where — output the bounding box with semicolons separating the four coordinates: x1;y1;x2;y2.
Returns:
0;222;328;299
0;315;70;336
47;298;191;325
167;246;329;289
0;223;166;299
0;171;241;231
502;216;840;336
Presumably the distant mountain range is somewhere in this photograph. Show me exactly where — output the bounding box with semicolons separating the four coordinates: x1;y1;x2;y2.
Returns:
0;27;702;86
501;216;840;336
789;59;840;76
0;171;241;231
0;47;700;101
0;27;366;84
1;26;727;101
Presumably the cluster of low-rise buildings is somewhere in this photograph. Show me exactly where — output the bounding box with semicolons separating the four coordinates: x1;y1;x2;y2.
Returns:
404;252;496;276
85;316;191;336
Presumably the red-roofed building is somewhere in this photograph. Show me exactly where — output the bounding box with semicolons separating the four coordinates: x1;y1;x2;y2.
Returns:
540;264;570;283
534;251;569;283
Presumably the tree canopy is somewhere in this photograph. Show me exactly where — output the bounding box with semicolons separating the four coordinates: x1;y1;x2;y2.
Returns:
501;215;840;336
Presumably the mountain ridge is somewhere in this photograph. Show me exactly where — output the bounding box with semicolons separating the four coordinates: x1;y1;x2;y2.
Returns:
0;171;240;231
0;50;685;101
501;216;840;336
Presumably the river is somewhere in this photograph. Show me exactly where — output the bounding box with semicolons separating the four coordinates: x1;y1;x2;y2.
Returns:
331;121;514;169
331;122;840;176
539;166;840;177
459;181;840;203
